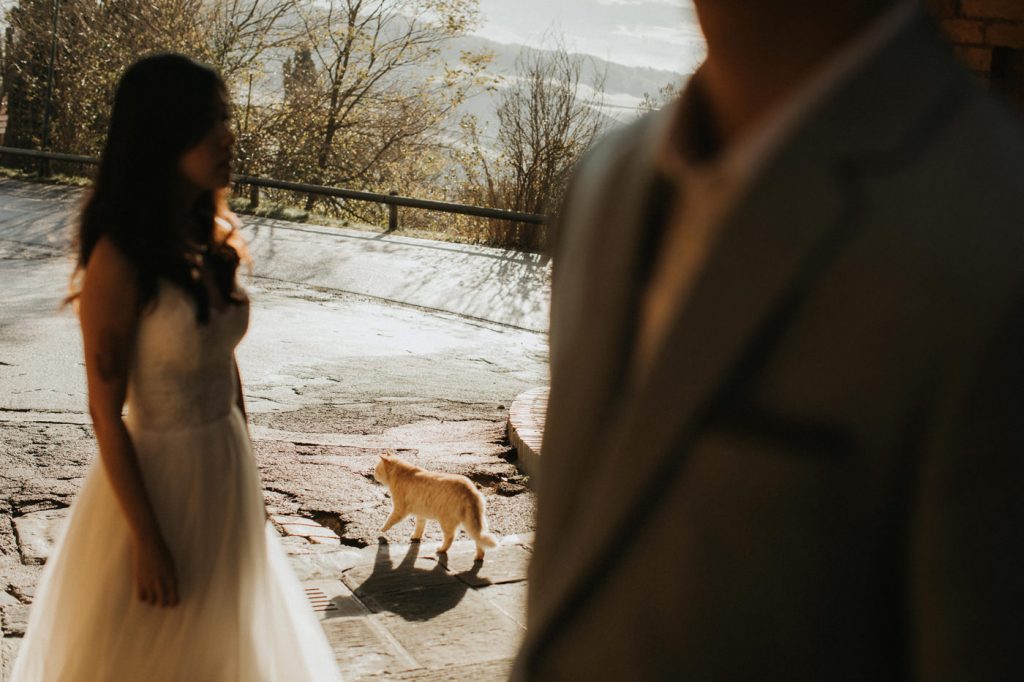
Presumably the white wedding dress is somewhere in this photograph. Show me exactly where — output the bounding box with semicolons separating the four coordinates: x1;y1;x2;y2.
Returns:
11;281;343;681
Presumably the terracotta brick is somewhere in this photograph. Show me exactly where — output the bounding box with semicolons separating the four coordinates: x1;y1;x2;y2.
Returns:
986;22;1024;48
942;18;987;43
955;45;994;70
962;0;1024;21
927;0;961;18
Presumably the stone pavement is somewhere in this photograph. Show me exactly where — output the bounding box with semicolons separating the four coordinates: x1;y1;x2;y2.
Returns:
292;533;531;680
0;507;531;681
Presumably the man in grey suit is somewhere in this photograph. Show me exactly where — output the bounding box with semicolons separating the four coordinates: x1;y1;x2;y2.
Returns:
514;0;1024;679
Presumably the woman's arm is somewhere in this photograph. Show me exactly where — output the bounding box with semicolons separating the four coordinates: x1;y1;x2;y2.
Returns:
79;237;178;608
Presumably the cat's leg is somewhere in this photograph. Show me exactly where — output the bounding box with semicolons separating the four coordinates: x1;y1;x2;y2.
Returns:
380;507;406;534
437;520;457;553
411;517;427;541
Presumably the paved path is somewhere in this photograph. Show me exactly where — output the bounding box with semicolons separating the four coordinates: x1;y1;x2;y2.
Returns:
295;533;531;679
1;516;532;680
244;219;550;333
0;178;552;332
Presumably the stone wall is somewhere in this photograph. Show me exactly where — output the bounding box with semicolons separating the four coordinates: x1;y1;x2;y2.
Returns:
929;0;1024;111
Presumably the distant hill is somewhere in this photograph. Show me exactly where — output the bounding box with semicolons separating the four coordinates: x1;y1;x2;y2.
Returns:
439;34;688;145
449;34;685;98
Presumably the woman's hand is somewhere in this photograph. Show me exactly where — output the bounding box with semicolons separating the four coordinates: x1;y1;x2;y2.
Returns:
133;536;179;607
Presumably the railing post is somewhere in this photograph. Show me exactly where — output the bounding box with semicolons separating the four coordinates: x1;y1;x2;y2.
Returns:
387;189;399;232
249;182;260;209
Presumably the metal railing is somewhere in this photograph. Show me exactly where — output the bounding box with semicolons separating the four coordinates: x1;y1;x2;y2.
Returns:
0;146;98;166
0;146;549;231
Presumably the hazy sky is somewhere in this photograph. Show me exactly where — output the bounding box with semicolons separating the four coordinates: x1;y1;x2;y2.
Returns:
474;0;705;74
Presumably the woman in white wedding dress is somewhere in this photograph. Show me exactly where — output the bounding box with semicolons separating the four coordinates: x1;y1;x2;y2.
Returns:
10;54;342;681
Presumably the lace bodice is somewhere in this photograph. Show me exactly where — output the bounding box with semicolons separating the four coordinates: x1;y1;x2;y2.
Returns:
126;280;249;429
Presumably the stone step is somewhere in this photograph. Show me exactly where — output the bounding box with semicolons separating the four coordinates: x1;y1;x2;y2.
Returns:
506;387;549;476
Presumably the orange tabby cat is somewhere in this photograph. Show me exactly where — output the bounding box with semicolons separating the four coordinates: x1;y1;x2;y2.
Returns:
374;453;498;561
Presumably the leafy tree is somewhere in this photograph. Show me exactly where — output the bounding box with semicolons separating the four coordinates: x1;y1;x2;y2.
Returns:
1;0;301;164
259;0;487;218
458;43;607;250
638;80;682;115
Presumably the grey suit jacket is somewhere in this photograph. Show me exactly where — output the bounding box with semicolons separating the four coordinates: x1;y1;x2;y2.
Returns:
514;12;1024;681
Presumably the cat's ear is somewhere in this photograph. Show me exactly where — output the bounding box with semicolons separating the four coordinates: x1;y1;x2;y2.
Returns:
379;452;391;460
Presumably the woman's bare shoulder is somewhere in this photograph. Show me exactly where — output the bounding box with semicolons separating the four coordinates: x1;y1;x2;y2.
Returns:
81;236;139;313
87;235;135;276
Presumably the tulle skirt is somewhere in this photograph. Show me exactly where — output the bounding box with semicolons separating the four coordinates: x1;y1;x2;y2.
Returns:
10;407;342;681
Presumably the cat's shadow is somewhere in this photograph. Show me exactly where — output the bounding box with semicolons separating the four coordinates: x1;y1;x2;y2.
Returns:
351;538;491;622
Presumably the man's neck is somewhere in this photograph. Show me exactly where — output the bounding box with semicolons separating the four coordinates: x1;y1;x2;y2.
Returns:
692;0;895;148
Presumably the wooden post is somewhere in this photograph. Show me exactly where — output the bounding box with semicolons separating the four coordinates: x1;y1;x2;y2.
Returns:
387;190;399;232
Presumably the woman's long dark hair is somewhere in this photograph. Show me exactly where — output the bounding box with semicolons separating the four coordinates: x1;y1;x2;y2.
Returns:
71;53;243;323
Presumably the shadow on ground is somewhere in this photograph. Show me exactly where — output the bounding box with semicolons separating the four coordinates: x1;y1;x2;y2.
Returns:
348;539;491;622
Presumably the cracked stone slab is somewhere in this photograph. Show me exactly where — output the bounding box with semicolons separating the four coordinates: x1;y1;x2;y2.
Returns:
2;636;23;682
375;587;523;669
274;514;342;545
0;606;28;637
320;617;420;679
284;544;364;582
12;509;68;565
0;561;40;605
0;518;19;561
476;582;528;630
437;541;532;588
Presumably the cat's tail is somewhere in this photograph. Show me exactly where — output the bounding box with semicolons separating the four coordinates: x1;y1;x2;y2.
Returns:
467;497;499;548
477;531;499;548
